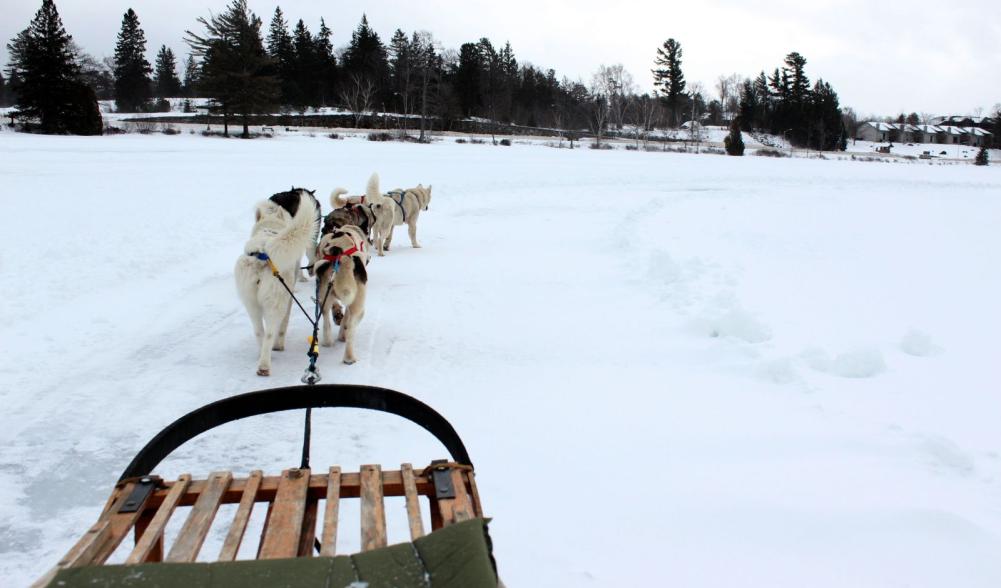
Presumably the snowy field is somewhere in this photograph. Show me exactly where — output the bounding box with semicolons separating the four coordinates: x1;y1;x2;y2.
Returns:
1;131;1001;587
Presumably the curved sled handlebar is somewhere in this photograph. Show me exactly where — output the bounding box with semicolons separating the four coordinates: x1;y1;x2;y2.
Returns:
119;385;472;481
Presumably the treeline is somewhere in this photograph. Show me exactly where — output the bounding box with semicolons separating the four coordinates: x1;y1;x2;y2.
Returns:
4;0;860;151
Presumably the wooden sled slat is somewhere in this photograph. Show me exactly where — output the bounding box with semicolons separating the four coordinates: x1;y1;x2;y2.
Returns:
126;474;192;564
30;519;110;588
359;464;387;551
319;466;341;557
166;471;232;563
259;468;310;559
217;470;262;562
468;471;485;518
91;480;155;565
297;497;319;557
401;463;425;540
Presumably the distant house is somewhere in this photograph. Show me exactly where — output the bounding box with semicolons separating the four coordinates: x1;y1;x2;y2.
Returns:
856;121;894;142
910;124;942;144
964;126;993;147
858;120;993;146
929;115;996;132
936;125;969;145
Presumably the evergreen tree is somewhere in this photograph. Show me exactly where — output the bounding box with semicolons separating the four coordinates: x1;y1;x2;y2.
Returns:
313;18;337;106
342;14;389;105
809;79;843;150
186;0;278;137
753;71;771;129
265;7;295;106
974;146;989;166
992;106;1001;145
0;71;8;107
291;19;317;110
153;45;181;98
182;53;199;96
113;8;152;112
783;52;809;106
454;42;481;117
737;79;757;131
652;38;686;127
724;117;745;155
5;0;101;134
389;29;413;117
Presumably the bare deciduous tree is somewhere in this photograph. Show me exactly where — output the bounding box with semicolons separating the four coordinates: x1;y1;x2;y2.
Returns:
588;69;612;147
340;73;375;128
716;73;741;125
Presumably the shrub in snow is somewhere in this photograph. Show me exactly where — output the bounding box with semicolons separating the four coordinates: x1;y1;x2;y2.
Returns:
328;133;341;140
755;148;787;158
724;119;745;156
499;139;511;146
367;132;392;142
455;138;467;144
974;147;989;166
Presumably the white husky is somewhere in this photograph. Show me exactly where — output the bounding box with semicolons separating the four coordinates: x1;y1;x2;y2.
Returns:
362;174;431;256
234;188;320;376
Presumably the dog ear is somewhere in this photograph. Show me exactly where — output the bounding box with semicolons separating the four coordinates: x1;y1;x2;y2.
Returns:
255;208;261;222
308;189;316;195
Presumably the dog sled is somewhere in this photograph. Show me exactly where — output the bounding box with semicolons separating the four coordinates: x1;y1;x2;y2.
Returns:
33;385;499;588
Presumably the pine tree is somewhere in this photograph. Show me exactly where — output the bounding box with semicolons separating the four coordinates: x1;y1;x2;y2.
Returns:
974;146;989;166
153;45;181;98
454;42;481;117
291;19;317;110
0;71;7;107
5;0;101;134
342;15;389;104
652;38;686;127
186;0;278;137
313;18;337;107
265;7;294;106
783;52;809;106
113;8;152;112
724;117;744;155
182;53;199;97
737;79;757;131
389;29;413;117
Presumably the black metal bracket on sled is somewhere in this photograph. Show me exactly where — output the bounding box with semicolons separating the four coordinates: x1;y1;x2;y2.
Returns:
430;459;456;499
118;385;473;481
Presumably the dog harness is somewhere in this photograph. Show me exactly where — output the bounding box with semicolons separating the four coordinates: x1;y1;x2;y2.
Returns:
322;241;364;273
387;190;408;222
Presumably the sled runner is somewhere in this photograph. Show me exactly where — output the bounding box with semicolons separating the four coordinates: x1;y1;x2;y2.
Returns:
33;385;499;588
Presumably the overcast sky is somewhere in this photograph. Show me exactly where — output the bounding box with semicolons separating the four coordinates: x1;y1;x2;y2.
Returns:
2;0;999;116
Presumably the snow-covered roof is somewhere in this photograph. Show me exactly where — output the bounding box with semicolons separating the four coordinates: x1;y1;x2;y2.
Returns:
911;124;943;133
863;121;894;132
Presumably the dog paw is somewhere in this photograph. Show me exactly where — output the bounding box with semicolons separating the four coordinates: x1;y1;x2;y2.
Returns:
272;343;285;351
321;338;333;347
256;367;270;376
412;243;422;248
343;357;356;365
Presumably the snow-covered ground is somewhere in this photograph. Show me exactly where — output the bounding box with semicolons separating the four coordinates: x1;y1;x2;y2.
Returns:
1;131;1001;587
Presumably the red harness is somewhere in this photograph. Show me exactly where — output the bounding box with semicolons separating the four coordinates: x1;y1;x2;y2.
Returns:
322;241;364;266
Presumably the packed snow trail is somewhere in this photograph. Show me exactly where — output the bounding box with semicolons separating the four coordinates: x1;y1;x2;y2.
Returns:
1;131;1001;586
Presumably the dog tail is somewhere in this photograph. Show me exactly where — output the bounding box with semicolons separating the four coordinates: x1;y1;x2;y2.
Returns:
330;187;349;209
365;172;383;203
266;191;321;271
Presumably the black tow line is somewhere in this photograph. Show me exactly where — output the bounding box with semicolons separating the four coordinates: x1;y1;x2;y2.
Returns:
251;251;334;471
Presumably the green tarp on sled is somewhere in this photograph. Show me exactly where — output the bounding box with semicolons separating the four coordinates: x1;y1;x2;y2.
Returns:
48;518;497;588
